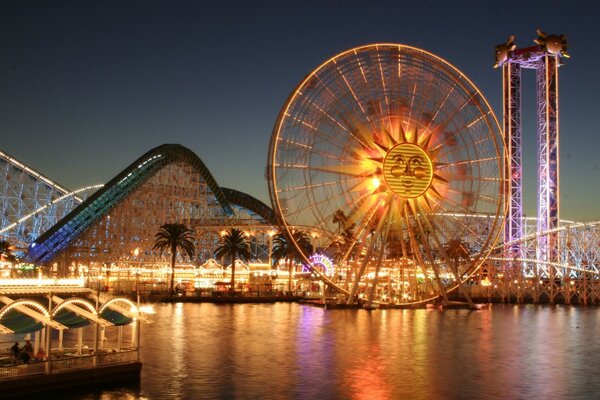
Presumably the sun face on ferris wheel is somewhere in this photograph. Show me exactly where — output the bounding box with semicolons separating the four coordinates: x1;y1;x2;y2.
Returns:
339;119;446;217
375;130;439;200
268;44;505;304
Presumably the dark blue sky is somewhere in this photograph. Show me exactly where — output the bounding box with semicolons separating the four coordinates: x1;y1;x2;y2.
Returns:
1;0;598;221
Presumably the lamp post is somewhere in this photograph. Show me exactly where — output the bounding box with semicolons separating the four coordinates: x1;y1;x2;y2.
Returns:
94;273;103;366
133;248;141;306
267;230;276;268
131;248;143;362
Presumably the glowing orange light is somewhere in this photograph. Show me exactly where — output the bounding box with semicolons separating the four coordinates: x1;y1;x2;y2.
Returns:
370;177;381;190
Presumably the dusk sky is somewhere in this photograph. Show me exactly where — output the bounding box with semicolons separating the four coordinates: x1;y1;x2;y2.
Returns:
1;0;598;221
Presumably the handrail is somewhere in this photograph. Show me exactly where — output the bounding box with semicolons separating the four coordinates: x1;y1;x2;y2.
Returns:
0;349;138;380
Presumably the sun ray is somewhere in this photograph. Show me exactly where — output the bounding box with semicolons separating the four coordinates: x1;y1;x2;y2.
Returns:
411;127;419;144
432;173;449;184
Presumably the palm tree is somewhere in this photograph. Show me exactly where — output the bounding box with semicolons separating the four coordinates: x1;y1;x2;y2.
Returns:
329;209;357;264
214;228;251;292
153;223;196;295
443;239;476;309
332;209;347;234
271;231;312;293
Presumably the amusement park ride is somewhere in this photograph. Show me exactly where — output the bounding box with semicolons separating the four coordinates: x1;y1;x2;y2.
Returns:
271;30;596;306
0;31;598;306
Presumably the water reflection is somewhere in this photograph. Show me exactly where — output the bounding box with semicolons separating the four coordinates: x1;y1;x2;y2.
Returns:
48;303;600;399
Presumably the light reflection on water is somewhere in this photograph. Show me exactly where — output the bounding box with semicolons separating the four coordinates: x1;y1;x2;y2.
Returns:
65;303;600;399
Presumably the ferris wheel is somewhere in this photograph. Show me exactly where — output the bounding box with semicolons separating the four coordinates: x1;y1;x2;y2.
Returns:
268;44;505;305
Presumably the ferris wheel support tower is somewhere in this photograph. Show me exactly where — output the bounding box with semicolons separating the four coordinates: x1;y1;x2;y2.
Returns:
495;30;569;293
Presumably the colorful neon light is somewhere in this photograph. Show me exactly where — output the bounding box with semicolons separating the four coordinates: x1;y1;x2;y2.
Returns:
302;254;334;276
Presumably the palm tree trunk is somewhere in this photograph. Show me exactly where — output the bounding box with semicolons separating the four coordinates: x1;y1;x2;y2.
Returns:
230;254;236;292
453;261;475;309
287;258;292;293
170;247;177;295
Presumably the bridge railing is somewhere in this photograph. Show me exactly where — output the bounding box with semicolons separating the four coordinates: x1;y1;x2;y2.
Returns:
0;349;138;380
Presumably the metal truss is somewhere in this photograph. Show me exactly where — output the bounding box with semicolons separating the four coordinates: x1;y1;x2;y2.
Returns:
499;38;565;284
58;161;233;271
480;219;600;304
0;149;96;247
27;144;233;265
502;61;525;274
21;144;279;276
536;55;560;280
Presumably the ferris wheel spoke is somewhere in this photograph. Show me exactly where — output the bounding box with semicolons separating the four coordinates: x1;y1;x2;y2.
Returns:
465;113;490;130
399;203;424;267
354;50;369;85
452;156;500;169
275;161;369;180
478;193;503;205
276;138;343;161
279;176;362;193
448;196;482;216
395;215;413;261
311;73;338;98
334;61;369;117
376;53;390;111
333;195;393;272
429;190;479;214
418;203;478;304
342;193;392;258
307;96;373;150
276;178;369;222
278;127;362;161
438;135;490;160
425;203;476;242
435;209;481;240
428;90;479;139
404;202;448;301
276;137;312;151
366;215;393;306
431;127;487;159
418;205;462;279
270;44;503;305
308;164;376;178
404;81;417;127
346;195;393;303
423;86;457;132
406;95;435;137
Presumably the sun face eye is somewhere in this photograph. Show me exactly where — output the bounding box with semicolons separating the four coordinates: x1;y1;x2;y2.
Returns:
394;155;406;166
409;156;423;167
391;155;407;177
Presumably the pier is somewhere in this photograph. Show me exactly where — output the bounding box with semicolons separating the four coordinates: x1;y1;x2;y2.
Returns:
0;279;149;397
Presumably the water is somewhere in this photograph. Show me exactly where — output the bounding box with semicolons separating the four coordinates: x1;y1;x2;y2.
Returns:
63;303;600;399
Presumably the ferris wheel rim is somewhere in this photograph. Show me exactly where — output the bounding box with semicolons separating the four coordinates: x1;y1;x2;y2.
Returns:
268;43;506;305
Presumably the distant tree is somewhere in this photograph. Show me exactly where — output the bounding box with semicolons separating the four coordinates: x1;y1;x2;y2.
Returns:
214;228;251;292
153;223;196;295
271;231;312;293
332;209;348;234
0;240;17;264
329;209;358;264
443;239;475;309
